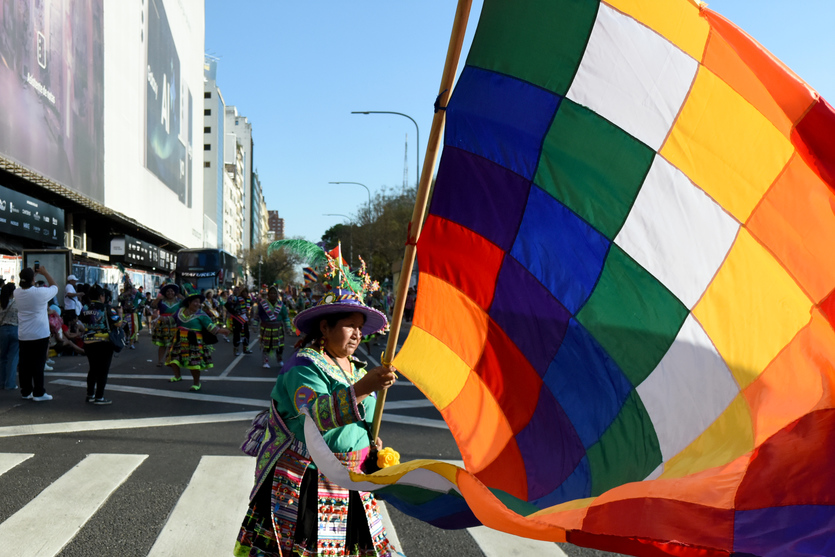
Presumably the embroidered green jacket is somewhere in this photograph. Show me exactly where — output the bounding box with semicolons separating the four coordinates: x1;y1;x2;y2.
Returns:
271;347;375;454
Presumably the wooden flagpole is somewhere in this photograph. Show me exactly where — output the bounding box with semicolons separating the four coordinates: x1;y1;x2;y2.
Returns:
371;0;474;441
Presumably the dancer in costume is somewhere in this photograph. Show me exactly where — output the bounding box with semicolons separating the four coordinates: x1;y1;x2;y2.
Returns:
256;285;292;369
150;283;183;367
227;285;253;356
235;278;399;557
166;292;230;391
202;289;221;324
118;282;144;350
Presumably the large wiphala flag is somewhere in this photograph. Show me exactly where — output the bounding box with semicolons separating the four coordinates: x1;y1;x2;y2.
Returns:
306;1;835;555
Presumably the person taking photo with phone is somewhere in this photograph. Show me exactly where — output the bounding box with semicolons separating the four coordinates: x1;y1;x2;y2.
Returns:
16;264;58;401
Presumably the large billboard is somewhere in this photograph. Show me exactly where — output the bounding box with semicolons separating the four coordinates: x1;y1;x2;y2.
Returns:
0;0;105;202
144;0;192;207
102;0;204;248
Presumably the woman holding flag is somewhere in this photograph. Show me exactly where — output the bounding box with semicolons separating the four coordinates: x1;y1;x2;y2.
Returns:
235;249;400;557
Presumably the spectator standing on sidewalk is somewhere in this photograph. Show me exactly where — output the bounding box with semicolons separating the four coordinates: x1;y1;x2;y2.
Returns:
63;274;82;324
16;266;58;401
0;283;19;390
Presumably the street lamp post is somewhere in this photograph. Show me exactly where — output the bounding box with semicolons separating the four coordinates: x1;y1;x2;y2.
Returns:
328;181;371;209
329;182;373;263
323;213;353;265
258;255;263;288
351;111;420;187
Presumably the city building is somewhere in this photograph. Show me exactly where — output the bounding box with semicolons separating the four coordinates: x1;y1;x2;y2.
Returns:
203;57;226;249
0;0;206;292
225;106;253;250
223;137;245;259
268;210;285;241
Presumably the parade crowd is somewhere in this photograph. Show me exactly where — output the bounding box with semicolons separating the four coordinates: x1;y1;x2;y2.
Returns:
0;267;398;407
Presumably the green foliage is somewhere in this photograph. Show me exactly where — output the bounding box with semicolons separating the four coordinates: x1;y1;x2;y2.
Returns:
267;239;327;268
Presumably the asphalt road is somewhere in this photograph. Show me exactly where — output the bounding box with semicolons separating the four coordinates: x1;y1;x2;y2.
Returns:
0;324;623;557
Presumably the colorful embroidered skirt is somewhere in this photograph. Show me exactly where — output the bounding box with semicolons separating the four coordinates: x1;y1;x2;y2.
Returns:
165;329;213;371
152;314;177;347
235;440;396;557
123;312;140;341
260;325;285;354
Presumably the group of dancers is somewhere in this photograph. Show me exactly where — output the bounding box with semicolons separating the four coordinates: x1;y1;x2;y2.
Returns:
150;282;294;391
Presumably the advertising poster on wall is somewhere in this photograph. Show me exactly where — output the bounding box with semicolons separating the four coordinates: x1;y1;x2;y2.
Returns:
0;0;104;202
0;183;65;245
145;0;192;208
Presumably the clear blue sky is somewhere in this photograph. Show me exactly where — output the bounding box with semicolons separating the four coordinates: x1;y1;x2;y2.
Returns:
205;1;835;245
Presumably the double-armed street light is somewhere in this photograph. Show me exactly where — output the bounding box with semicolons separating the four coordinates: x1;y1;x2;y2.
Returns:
351;111;420;187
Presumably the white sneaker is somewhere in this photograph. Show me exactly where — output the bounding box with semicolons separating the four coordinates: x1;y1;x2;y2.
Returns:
43;364;54;371
33;393;53;402
46;359;55;365
262;362;271;368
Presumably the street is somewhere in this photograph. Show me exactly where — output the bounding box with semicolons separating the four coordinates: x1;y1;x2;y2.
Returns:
0;325;621;557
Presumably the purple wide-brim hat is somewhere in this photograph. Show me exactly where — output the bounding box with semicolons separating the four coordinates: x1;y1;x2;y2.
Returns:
294;290;387;337
160;283;180;296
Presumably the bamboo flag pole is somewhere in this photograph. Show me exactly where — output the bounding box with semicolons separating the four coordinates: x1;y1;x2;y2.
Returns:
371;0;474;442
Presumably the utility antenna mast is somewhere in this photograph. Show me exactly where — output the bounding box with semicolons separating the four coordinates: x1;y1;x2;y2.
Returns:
402;133;409;191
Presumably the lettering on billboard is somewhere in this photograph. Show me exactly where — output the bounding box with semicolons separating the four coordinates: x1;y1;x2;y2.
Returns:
145;0;192;208
0;1;105;203
0;184;64;245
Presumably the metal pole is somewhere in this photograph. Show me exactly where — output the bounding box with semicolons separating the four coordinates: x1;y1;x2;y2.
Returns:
328;181;371;209
351;111;420;187
328;183;373;262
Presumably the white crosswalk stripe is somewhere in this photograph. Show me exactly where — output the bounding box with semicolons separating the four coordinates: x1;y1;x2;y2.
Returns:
0;453;33;476
0;452;570;557
148;455;254;557
0;453;147;557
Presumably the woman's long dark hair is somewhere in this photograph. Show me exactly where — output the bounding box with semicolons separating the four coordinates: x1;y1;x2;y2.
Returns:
296;311;367;350
0;283;15;309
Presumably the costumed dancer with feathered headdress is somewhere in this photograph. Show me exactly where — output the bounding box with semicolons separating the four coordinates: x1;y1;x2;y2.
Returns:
235;240;400;557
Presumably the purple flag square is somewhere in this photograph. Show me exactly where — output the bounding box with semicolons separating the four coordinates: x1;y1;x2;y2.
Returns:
489;255;570;375
516;386;586;501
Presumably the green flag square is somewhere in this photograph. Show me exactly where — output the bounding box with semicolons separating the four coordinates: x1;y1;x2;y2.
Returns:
534;99;656;240
576;245;689;387
466;0;599;96
586;390;662;496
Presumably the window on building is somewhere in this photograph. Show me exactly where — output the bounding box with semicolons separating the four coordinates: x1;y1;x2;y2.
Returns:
204;161;211;168
204;144;211;151
204;126;211;133
204;91;211;99
204;108;211;115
